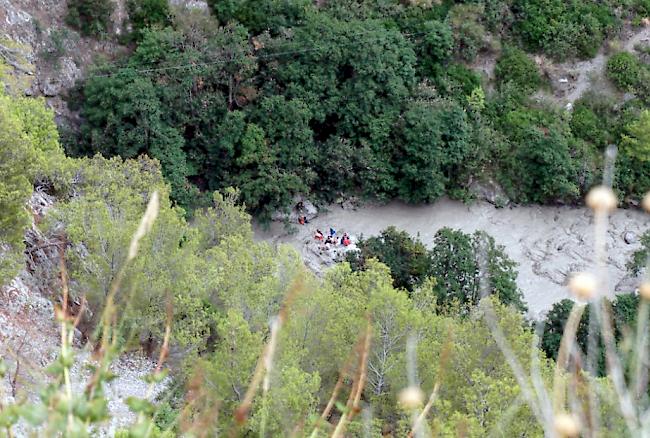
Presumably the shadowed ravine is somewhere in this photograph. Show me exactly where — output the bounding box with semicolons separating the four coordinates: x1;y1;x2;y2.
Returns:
255;198;650;318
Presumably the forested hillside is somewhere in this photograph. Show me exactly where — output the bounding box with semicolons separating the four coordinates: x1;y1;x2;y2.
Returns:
2;0;650;436
56;0;650;218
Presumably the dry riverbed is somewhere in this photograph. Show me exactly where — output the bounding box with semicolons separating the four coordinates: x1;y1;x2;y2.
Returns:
255;199;650;318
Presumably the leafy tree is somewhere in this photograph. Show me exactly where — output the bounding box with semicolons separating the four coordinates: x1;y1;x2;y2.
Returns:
0;91;68;283
231;95;317;220
206;0;313;34
393;97;472;203
615;143;650;203
497;107;580;203
513;0;615;60
265;13;417;197
621;110;650;163
48;156;172;333
541;294;646;377
66;0;115;37
541;299;590;362
75;23;256;210
203;310;263;431
417;298;545;436
415;20;454;75
347;226;434;292
126;0;172;41
607;52;644;93
494;46;541;93
430;228;525;313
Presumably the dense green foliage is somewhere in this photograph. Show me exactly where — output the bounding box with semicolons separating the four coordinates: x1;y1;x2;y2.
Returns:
497;106;582;203
541;294;646;376
0;89;68;284
607;52;650;103
126;0;172;41
346;226;434;292
512;0;616;60
65;0;650;217
66;0;115;37
348;226;525;312
0;133;549;434
430;227;525;313
494;46;542;93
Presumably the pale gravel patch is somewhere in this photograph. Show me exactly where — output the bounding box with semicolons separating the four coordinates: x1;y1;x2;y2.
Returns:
70;351;171;437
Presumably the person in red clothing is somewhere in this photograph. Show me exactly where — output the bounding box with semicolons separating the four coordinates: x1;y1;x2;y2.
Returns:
315;229;324;241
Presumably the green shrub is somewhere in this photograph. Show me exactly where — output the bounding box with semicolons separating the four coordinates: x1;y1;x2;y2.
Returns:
416;19;454;74
607;52;650;104
607;52;643;92
206;0;313;34
430;228;525;313
347;226;434;292
570;92;619;147
513;0;615;60
497;107;580;203
494;46;541;93
126;0;171;41
432;63;482;101
541;294;645;377
66;0;115;37
448;4;489;62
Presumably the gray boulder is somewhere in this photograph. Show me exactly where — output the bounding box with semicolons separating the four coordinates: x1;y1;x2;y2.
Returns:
271;196;318;223
468;177;510;207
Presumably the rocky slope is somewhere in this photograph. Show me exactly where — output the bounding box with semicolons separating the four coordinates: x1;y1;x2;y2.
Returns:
0;0;206;125
0;189;169;435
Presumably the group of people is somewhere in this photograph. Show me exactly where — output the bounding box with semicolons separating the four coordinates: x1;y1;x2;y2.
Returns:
314;227;351;247
293;200;352;249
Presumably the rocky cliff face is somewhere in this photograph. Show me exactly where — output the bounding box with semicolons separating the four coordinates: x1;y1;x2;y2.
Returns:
0;0;206;127
0;0;130;124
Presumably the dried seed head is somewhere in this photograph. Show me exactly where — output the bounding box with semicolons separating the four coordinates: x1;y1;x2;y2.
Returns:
127;191;160;261
568;272;598;300
554;413;579;437
398;386;424;409
586;185;617;212
642;192;650;213
639;282;650;300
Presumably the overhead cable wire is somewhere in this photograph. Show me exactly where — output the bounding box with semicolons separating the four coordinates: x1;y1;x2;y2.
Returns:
87;30;429;78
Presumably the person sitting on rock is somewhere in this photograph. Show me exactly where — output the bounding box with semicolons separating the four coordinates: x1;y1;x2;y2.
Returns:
315;229;324;241
296;201;304;212
329;227;336;237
